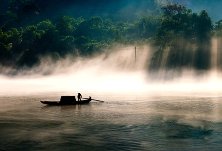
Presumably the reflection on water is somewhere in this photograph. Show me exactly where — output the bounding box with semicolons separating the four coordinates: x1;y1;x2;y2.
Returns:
0;93;222;151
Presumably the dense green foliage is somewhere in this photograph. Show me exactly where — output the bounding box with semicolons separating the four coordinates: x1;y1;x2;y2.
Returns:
0;0;221;72
150;3;213;71
0;0;161;67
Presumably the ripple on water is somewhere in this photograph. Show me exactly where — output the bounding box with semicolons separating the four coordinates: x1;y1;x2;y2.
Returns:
1;94;222;150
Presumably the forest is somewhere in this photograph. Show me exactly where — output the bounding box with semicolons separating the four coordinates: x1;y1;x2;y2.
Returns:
1;0;222;71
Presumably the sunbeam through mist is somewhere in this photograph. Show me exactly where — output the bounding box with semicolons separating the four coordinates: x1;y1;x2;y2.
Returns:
1;45;222;96
0;46;150;95
2;1;222;151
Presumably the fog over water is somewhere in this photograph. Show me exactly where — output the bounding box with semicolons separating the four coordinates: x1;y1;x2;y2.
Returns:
1;43;222;96
2;44;222;150
2;1;222;150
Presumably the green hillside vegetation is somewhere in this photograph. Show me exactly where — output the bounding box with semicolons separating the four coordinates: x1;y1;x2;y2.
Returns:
0;0;161;67
0;0;222;72
0;14;161;67
150;3;213;71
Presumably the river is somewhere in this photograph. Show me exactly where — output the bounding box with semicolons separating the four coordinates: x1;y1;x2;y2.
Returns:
0;91;222;151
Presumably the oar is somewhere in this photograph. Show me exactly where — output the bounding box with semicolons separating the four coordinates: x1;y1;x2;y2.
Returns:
92;99;104;102
83;98;104;102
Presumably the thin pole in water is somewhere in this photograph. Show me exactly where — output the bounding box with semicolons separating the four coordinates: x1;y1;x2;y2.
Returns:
135;47;136;63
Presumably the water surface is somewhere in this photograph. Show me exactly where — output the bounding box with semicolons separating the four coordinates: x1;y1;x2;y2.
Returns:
0;92;222;151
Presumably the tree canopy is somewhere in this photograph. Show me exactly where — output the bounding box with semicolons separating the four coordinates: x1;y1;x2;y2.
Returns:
0;0;220;74
150;3;213;70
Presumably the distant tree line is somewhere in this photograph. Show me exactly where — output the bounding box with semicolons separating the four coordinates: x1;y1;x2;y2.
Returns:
0;0;161;67
0;18;158;66
0;0;222;72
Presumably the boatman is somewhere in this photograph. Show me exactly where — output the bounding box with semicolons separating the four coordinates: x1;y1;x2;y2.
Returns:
77;93;82;101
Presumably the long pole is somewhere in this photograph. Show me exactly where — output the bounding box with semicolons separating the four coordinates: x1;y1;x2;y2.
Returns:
135;47;136;63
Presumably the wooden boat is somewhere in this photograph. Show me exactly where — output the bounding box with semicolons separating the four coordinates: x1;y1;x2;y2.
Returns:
40;96;91;105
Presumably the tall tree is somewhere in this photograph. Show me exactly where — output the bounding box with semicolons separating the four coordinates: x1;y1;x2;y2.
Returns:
150;4;213;70
56;16;76;36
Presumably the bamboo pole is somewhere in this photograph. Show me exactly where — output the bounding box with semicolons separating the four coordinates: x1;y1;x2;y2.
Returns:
135;47;136;63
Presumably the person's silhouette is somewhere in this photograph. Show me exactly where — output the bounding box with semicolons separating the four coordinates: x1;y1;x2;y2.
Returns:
77;93;82;101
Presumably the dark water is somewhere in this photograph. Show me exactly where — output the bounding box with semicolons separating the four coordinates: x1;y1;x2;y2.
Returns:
1;92;222;151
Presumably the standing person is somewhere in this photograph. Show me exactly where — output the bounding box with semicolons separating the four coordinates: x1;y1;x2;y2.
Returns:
77;93;82;101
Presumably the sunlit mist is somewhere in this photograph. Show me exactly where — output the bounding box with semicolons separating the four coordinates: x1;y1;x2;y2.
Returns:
1;44;222;96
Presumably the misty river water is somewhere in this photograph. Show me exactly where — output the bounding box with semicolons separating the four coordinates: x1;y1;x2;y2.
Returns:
1;91;222;151
1;45;222;150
